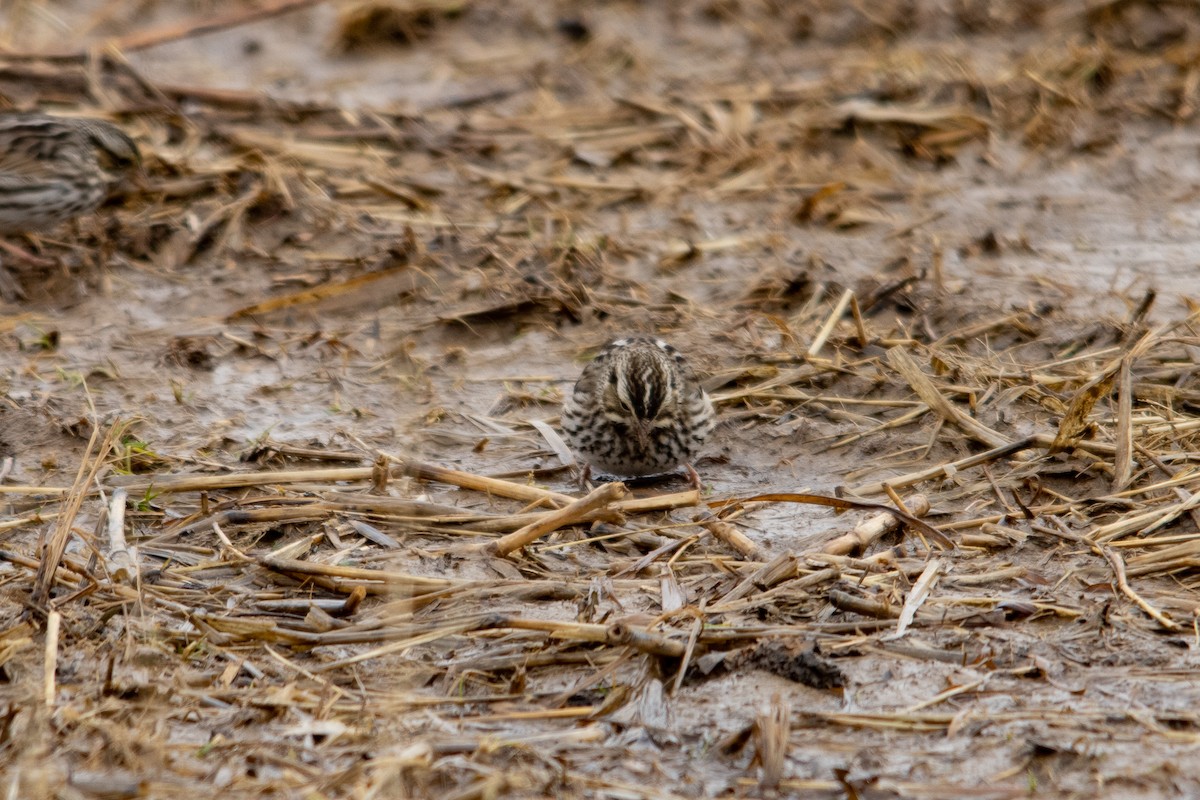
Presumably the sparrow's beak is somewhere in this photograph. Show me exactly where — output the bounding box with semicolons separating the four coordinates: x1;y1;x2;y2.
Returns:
633;419;650;450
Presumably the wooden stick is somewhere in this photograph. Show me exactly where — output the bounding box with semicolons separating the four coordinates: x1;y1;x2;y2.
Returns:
472;492;695;532
827;589;899;619
883;483;913;516
820;494;931;555
615;489;700;513
849;293;870;347
486;482;628;557
399;457;577;506
807;288;854;358
105;488;136;584
500;616;610;643
694;510;762;559
44;610;60;707
606;621;687;657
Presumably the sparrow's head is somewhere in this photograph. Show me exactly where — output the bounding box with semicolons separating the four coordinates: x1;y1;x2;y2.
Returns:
81;120;142;173
599;339;681;447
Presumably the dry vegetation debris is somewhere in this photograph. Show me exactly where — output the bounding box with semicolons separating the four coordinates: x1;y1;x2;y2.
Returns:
3;0;1200;797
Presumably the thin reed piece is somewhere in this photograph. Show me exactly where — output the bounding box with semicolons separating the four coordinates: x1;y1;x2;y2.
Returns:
485;482;629;557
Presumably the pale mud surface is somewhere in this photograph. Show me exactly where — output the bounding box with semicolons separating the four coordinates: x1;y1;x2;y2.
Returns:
4;2;1200;798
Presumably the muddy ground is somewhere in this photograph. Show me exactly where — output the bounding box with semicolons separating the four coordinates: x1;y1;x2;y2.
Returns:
5;1;1200;798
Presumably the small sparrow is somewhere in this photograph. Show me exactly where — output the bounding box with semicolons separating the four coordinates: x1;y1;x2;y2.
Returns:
561;337;715;486
0;112;141;298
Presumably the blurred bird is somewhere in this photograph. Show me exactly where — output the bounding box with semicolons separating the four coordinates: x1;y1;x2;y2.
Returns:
0;112;141;299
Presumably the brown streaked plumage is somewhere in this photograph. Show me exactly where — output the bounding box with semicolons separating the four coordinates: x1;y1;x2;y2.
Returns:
0;112;140;297
0;112;140;232
561;337;715;481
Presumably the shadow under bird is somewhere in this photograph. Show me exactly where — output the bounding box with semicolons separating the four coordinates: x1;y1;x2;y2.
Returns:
561;337;715;486
0;112;141;298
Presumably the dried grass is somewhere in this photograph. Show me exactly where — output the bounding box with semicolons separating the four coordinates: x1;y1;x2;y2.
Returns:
5;0;1200;797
